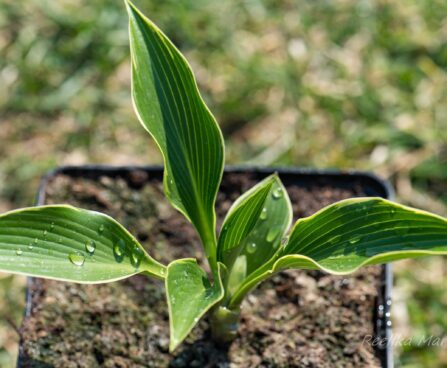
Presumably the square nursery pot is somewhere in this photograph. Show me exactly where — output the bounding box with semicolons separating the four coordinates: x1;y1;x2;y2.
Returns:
17;166;394;368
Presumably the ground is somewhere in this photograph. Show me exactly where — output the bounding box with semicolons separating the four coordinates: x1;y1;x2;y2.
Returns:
0;0;446;366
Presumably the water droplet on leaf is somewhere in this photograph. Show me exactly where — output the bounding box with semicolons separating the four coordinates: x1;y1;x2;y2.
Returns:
28;244;34;250
349;235;362;244
246;242;257;254
16;249;23;256
113;239;126;261
69;252;85;266
85;240;96;255
131;247;144;268
272;187;283;199
50;222;55;230
260;208;268;220
266;226;281;243
329;235;341;244
98;224;105;233
43;230;48;237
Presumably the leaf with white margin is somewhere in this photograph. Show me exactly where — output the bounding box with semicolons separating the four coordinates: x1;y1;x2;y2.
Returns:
228;198;447;308
166;258;225;351
127;1;224;269
0;205;166;282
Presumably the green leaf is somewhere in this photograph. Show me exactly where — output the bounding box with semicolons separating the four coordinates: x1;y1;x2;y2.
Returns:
228;198;447;308
166;258;225;351
217;174;292;281
0;205;165;283
280;197;447;271
217;175;274;268
226;254;246;295
239;175;292;276
126;1;224;268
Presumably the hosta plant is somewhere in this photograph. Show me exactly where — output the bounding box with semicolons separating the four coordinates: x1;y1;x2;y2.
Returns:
1;1;447;352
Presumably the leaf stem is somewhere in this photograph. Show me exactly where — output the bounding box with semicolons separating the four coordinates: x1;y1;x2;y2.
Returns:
209;306;240;344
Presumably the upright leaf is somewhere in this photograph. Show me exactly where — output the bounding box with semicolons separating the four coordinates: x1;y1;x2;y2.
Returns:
229;198;447;308
217;175;275;269
126;1;224;267
165;259;224;351
217;174;292;276
0;205;166;282
239;176;292;275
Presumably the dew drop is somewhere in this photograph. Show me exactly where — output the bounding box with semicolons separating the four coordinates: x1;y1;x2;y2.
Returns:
16;249;23;256
98;224;105;234
390;208;396;217
246;242;257;254
85;240;96;255
349;235;362;244
69;252;85;266
131;247;144;268
260;208;268;220
329;235;341;244
272;187;283;199
266;226;281;243
50;222;55;230
43;230;48;237
34;238;38;244
28;244;34;250
113;239;126;260
194;317;199;323
160;268;166;276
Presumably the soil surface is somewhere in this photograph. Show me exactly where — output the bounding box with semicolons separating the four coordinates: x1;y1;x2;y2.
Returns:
19;170;383;367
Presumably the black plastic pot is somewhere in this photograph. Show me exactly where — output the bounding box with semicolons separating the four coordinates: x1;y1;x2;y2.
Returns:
18;165;394;368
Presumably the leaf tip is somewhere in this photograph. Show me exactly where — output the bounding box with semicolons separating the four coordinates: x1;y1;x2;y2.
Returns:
123;0;133;13
169;337;180;353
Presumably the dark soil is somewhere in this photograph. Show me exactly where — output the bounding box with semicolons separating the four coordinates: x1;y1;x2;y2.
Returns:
19;170;383;367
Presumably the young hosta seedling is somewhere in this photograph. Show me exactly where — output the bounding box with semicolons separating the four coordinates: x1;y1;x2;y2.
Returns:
0;1;446;352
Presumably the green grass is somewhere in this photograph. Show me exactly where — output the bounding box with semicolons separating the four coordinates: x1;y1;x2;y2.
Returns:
0;0;446;366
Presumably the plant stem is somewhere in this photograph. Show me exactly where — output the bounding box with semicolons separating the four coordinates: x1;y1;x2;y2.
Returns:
209;306;240;344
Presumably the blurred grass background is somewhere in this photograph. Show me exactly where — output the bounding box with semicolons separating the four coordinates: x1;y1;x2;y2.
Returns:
0;0;446;366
